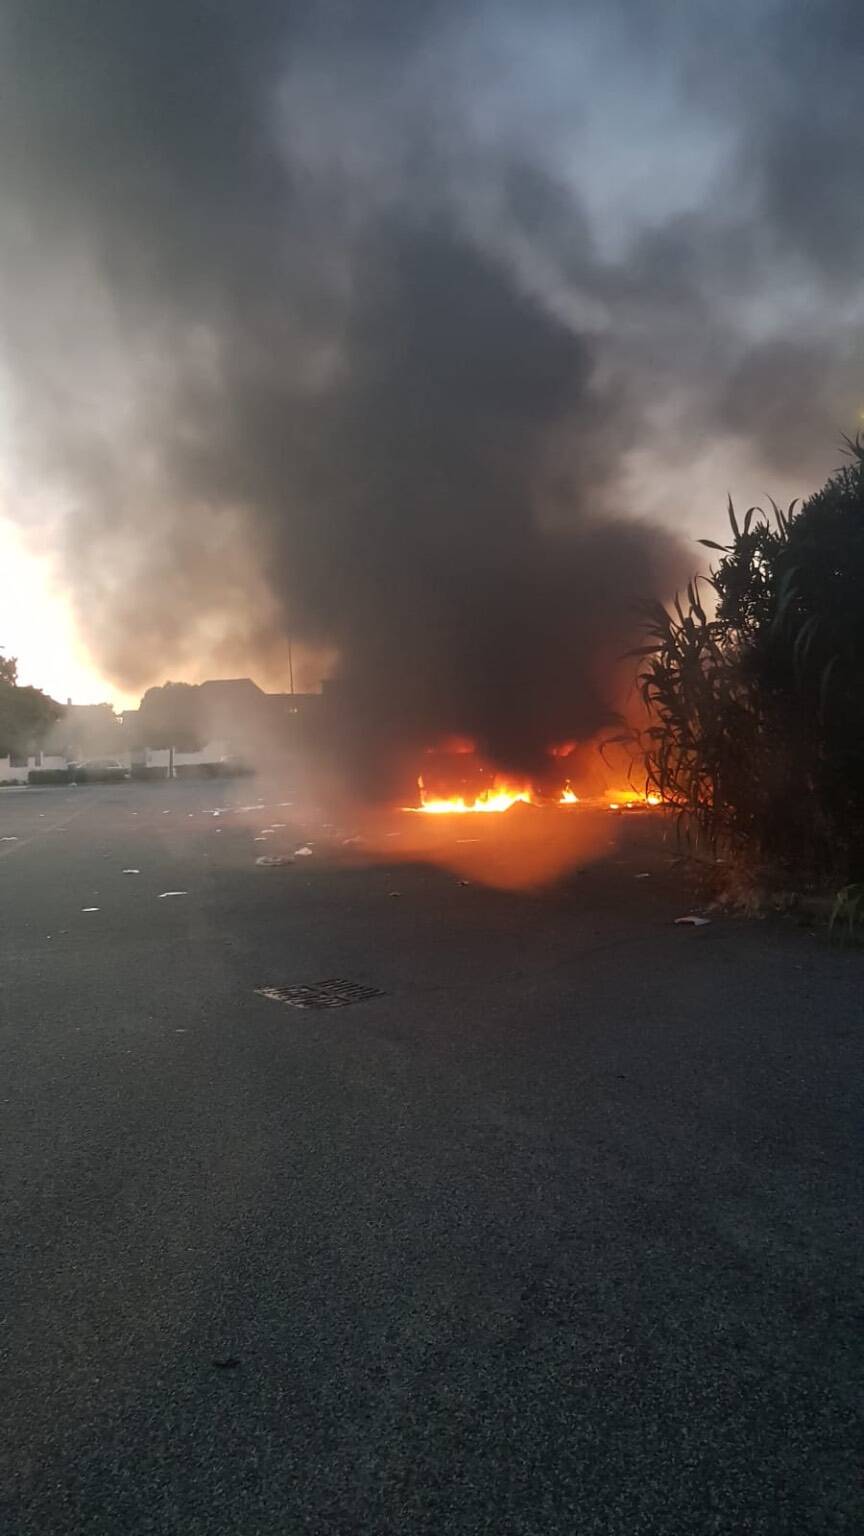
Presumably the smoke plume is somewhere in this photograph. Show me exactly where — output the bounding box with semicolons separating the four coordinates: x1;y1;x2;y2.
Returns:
0;1;861;778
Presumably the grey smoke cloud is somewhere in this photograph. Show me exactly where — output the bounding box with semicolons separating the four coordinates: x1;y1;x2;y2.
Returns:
0;0;861;773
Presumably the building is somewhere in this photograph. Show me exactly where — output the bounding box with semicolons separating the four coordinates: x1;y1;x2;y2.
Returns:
0;677;326;784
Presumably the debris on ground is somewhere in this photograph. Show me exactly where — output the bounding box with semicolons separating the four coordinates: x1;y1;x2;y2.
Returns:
674;915;711;927
157;891;188;899
122;868;140;874
342;835;364;846
0;836;18;841
388;890;401;897
635;872;651;879
295;846;313;856
458;880;471;886
256;855;293;867
81;907;99;913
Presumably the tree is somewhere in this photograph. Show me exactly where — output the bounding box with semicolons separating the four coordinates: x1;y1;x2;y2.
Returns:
0;651;62;758
137;682;204;754
638;437;864;884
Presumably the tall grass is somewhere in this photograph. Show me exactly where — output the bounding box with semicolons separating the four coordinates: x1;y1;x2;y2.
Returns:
637;437;864;885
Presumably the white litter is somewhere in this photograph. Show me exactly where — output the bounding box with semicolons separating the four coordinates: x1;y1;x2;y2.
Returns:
674;915;711;927
0;836;18;842
295;846;313;856
256;854;293;867
635;872;651;879
81;907;100;913
157;891;188;899
122;868;140;874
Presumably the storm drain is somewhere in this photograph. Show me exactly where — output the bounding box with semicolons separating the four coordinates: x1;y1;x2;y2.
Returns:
255;979;384;1010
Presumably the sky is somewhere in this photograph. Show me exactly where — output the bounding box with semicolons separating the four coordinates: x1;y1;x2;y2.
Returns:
0;516;125;703
0;1;861;739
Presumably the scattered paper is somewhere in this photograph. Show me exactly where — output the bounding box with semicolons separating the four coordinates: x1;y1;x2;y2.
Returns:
122;868;140;874
81;907;100;913
256;855;293;867
0;836;18;842
157;891;188;899
295;846;313;856
674;915;711;926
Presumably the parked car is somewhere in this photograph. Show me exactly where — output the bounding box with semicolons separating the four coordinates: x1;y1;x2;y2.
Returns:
69;758;130;783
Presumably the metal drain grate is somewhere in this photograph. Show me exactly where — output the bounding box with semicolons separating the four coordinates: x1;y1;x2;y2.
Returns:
255;979;384;1010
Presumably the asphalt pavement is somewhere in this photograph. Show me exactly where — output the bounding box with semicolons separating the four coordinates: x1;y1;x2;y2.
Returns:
1;779;862;1534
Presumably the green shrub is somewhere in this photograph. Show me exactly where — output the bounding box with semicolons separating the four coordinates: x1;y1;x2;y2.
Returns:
638;437;864;884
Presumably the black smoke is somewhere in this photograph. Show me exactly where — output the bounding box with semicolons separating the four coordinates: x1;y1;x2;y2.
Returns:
0;1;861;780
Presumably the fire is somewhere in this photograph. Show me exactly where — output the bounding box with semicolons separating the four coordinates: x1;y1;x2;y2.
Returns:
409;776;534;814
401;768;662;815
606;788;662;810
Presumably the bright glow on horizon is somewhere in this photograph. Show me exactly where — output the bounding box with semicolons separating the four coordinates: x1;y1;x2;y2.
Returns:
0;516;134;707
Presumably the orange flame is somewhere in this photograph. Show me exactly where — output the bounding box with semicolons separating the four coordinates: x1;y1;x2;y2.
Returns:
408;775;534;814
606;788;662;810
402;770;662;815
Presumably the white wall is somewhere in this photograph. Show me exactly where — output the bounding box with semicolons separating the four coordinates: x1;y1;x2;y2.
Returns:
0;752;67;783
145;740;228;768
